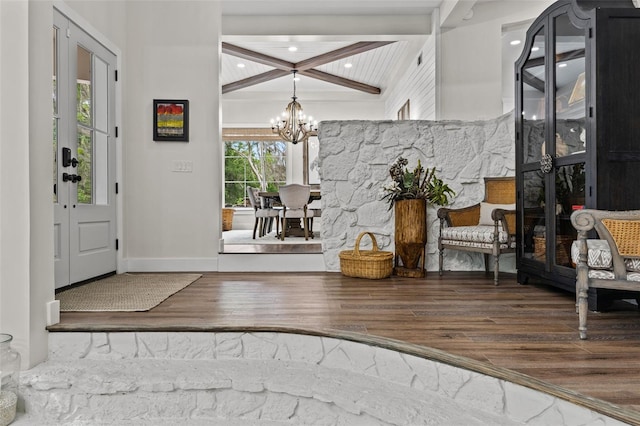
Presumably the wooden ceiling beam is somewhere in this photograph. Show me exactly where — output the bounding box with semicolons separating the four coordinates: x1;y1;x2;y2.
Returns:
522;70;545;93
222;41;392;94
294;41;395;70
298;69;381;95
222;42;295;70
222;69;289;94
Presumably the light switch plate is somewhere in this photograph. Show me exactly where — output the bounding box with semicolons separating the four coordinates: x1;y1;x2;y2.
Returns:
172;160;193;172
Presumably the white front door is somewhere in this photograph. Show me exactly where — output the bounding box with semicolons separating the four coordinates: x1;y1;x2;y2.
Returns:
53;10;117;289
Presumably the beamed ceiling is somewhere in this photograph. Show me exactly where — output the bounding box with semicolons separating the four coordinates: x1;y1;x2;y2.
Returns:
220;0;490;102
219;0;452;102
222;41;395;95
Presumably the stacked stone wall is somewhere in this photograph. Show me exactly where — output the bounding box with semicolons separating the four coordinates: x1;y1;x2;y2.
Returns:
318;113;515;272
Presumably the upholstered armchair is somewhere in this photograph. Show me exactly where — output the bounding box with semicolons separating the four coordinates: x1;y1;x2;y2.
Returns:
278;184;314;240
437;177;516;285
571;209;640;339
247;187;279;239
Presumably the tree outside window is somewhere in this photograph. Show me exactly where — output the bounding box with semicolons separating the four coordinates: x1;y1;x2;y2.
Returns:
224;139;286;207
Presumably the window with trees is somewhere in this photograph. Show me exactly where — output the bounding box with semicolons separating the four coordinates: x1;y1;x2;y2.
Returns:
223;128;286;207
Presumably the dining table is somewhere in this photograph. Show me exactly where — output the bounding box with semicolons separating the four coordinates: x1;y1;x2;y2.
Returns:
257;190;321;205
258;190;321;238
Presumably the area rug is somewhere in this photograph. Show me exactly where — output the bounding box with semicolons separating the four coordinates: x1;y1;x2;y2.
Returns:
56;273;202;312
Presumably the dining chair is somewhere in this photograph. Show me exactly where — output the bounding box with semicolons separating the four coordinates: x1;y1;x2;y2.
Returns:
246;187;279;239
278;184;314;240
307;199;322;235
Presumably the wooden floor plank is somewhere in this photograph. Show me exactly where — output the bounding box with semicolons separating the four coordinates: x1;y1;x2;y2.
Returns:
50;271;640;421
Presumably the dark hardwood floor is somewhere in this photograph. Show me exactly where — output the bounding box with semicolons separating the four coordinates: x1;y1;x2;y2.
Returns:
50;271;640;424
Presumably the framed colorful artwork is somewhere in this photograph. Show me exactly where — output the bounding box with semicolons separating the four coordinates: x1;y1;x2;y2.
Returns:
153;99;189;142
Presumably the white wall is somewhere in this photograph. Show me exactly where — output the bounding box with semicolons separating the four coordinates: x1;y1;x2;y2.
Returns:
0;0;37;366
384;34;437;120
439;1;554;120
121;2;221;272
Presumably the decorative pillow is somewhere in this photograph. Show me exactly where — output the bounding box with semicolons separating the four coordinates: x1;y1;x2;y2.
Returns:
571;239;612;269
478;202;516;226
571;239;640;272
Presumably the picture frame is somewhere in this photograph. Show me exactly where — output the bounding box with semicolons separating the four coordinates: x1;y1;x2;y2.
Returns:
153;99;189;142
397;99;410;120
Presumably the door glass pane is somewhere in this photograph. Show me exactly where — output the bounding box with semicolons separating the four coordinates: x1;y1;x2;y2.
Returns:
94;56;108;133
77;126;93;204
554;13;586;158
522;169;546;262
77;46;92;127
94;131;108;205
522;28;546;165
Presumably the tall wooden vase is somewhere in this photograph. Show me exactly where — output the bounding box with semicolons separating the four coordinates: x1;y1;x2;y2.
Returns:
394;198;427;278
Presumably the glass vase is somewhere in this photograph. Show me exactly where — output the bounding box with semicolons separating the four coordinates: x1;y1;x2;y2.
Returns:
0;334;20;426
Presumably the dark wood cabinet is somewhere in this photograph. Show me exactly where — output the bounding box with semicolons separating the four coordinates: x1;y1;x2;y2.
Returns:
515;0;640;310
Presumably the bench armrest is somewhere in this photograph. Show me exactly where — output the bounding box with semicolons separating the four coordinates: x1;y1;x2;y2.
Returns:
492;208;516;236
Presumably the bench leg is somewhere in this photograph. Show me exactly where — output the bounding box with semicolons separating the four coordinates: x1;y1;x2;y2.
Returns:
577;280;589;340
438;245;444;276
493;254;499;286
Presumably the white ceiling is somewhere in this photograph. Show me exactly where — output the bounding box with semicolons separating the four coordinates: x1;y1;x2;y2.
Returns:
221;0;441;17
220;0;443;101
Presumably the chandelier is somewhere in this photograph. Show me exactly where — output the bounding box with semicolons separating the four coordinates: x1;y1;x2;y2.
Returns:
270;70;317;144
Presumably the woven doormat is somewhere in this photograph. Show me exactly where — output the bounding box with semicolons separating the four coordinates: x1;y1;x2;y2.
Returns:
56;273;202;312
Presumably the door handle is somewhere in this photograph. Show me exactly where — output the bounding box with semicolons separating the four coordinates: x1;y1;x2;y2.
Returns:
62;173;82;183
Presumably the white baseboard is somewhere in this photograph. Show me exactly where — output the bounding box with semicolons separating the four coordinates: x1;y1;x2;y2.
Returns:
125;257;219;272
218;253;326;272
123;254;327;272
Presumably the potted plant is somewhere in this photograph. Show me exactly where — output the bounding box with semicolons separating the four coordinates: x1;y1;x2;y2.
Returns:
381;157;455;277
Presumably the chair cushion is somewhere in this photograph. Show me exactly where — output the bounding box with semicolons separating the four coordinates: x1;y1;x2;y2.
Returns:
255;209;279;218
441;225;511;244
571;239;640;272
441;239;515;250
587;270;640;282
478;202;516;226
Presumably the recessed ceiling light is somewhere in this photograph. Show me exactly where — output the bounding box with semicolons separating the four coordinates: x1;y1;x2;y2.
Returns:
531;46;540;52
558;63;568;68
288;46;298;52
293;76;300;82
510;40;521;46
237;63;245;68
344;63;353;68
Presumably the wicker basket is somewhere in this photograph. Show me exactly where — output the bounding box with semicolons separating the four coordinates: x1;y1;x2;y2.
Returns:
222;208;234;231
534;235;573;265
339;232;393;279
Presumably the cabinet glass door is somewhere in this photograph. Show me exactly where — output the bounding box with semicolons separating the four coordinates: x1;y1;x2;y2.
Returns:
553;12;586;269
520;27;546;264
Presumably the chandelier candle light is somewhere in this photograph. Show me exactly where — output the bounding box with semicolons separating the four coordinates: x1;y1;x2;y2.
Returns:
271;70;318;144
